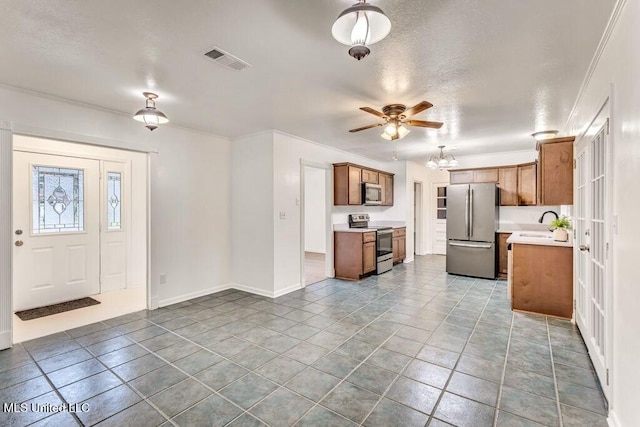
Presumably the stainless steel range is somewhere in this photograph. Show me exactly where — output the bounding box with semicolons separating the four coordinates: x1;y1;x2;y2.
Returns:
348;214;393;275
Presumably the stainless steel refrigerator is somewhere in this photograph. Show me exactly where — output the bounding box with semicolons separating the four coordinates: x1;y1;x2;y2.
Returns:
446;183;499;279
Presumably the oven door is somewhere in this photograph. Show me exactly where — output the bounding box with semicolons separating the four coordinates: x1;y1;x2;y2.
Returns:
377;229;393;256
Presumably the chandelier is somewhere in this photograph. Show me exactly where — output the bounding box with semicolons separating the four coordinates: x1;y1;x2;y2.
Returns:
427;146;459;169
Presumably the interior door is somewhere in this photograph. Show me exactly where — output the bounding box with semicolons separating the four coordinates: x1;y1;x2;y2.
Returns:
575;122;610;399
13;152;100;311
100;161;128;292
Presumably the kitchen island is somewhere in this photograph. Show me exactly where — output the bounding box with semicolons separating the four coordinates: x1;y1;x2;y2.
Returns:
507;231;573;318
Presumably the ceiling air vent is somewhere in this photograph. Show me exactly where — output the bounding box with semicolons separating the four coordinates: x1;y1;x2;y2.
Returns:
204;46;251;71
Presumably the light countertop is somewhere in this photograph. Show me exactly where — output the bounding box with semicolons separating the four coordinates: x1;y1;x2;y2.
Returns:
507;230;573;248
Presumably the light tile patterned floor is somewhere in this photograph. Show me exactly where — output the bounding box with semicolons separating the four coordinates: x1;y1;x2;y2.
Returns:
0;255;608;426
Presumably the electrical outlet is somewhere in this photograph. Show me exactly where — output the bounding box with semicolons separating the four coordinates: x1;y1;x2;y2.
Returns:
279;211;286;220
159;274;167;284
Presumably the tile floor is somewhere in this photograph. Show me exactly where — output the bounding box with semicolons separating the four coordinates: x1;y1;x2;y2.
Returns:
0;255;608;426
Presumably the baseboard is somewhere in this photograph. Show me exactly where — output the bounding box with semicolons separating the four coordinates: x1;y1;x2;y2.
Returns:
0;330;12;350
274;283;302;298
607;409;621;427
230;283;276;298
158;284;232;307
404;256;415;264
150;296;160;310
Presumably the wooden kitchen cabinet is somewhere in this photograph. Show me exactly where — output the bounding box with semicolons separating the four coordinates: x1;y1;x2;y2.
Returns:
496;232;512;279
517;162;537;206
379;172;394;206
361;169;379;184
498;167;518;206
333;164;362;205
334;231;377;280
449;170;475;184
333;163;394;206
449;168;498;184
512;243;573;318
392;227;406;264
474;168;499;183
537;136;574;206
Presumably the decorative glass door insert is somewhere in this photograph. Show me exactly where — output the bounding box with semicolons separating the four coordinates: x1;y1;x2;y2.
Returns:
32;165;84;233
107;172;122;230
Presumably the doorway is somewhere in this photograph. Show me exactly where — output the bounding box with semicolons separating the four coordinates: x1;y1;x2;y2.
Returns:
11;135;148;343
302;166;328;286
574;109;612;400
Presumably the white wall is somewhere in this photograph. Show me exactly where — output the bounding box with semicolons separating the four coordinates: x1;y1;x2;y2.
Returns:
304;166;326;253
0;86;232;314
564;2;639;425
230;132;274;296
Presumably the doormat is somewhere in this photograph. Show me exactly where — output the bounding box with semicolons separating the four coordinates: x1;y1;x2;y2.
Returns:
15;297;101;321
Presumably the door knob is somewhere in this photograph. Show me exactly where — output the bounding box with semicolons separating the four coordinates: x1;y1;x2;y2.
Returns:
15;229;22;235
579;244;590;252
15;240;23;247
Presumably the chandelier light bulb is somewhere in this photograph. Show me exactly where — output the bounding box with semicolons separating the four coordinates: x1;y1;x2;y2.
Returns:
384;123;397;136
350;11;370;46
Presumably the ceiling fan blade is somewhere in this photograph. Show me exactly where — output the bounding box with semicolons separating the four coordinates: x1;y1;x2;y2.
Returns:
404;119;443;129
360;107;387;119
349;123;383;133
403;101;433;118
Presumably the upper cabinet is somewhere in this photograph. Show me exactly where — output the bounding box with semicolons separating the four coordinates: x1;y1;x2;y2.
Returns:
537;137;574;206
333;163;394;206
517;162;537;206
498;166;518;206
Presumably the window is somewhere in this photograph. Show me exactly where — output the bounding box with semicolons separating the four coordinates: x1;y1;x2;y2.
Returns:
32;166;84;233
436;186;447;219
107;172;122;230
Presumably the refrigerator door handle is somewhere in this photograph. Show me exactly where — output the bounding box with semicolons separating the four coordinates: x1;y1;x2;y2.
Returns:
469;188;474;238
465;189;470;238
449;242;492;249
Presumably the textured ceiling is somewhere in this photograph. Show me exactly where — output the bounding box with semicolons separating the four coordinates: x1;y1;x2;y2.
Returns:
0;0;615;161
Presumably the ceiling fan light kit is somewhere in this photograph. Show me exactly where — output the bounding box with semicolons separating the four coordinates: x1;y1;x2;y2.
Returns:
133;92;169;131
332;0;391;60
427;146;458;169
349;101;443;141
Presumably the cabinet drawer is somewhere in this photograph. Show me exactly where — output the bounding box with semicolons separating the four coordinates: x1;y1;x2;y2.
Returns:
393;228;406;237
363;232;377;243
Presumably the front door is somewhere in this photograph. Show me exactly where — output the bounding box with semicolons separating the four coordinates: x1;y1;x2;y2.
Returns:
13;151;100;311
575;121;611;399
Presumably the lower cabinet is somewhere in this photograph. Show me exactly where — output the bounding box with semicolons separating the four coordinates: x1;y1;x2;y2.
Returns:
392;227;406;264
496;232;511;279
511;244;573;318
334;231;377;280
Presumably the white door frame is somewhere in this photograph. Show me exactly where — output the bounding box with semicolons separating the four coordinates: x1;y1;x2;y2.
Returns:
299;160;333;287
0;120;156;350
413;181;423;256
573;96;614;401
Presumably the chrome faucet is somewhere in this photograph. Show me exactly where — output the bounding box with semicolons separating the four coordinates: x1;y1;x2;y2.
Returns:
538;210;559;223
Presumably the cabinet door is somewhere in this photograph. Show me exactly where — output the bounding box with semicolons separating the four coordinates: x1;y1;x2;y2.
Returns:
517;163;537;206
449;170;474;184
362;169;379;184
474;168;498;183
498;167;518;206
363;241;376;273
380;173;394;206
539;141;573;205
497;233;511;277
392;237;400;263
348;165;362;205
398;236;406;260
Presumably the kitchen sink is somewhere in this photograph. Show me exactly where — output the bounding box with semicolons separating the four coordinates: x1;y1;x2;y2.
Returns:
519;233;552;238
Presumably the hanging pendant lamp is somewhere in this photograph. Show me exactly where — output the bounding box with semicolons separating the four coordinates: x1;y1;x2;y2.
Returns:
133;92;169;131
331;0;391;60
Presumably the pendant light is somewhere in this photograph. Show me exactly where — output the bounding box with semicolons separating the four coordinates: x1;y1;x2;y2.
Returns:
331;0;391;60
133;92;169;131
427;146;459;169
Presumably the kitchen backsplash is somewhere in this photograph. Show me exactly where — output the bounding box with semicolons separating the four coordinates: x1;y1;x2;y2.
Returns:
499;205;562;227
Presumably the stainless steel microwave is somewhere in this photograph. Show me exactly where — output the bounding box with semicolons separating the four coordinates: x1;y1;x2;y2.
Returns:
362;183;382;205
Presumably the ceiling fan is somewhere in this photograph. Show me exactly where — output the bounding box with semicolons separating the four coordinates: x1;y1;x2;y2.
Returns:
349;101;444;140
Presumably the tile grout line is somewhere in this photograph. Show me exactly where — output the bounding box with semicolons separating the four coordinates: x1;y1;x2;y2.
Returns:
546;317;564;427
492;309;515;427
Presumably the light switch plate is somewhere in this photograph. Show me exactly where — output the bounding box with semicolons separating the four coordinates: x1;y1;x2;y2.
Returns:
279;211;286;220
